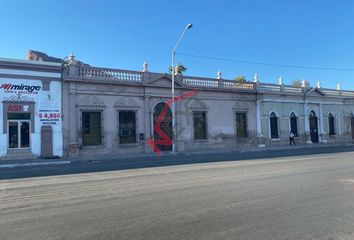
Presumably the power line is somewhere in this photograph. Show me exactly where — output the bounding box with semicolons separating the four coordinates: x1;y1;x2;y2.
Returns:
177;52;354;72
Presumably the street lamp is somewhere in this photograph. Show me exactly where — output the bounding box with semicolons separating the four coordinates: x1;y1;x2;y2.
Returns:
171;23;193;153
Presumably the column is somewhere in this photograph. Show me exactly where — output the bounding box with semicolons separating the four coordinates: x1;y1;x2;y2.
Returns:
256;100;265;147
68;82;79;155
143;94;152;153
256;100;262;136
304;102;311;144
319;103;327;143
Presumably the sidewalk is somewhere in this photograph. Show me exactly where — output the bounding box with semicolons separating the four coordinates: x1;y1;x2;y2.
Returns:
1;142;353;169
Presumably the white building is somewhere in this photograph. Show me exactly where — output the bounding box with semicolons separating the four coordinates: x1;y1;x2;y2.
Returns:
0;58;63;159
256;81;354;146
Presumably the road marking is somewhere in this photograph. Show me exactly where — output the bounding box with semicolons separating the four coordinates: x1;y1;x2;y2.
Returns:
338;179;354;183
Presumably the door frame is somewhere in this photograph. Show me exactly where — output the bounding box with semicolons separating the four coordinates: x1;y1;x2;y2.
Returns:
351;116;354;140
7;120;31;150
152;102;172;152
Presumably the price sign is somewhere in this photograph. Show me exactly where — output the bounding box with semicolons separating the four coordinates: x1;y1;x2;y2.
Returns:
38;109;61;126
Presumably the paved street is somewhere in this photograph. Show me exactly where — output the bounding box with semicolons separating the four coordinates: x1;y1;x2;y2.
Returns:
1;150;354;239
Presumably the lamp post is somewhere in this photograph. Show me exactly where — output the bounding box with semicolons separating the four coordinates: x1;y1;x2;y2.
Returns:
171;23;193;153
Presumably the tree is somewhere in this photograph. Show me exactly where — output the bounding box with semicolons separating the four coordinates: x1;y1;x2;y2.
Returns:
292;80;310;88
234;75;246;82
169;64;187;75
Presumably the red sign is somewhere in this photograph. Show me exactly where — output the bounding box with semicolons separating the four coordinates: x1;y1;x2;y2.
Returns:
38;110;61;125
39;113;61;119
8;104;23;112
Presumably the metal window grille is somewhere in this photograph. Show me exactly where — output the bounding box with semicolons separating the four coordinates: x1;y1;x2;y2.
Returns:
270;112;279;139
119;110;137;144
236;112;248;138
82;111;102;146
193;112;207;140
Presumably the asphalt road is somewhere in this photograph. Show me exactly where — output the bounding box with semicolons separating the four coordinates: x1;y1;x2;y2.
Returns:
1;145;354;180
1;150;354;239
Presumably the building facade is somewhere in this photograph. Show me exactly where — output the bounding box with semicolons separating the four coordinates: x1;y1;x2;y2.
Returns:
257;82;354;146
62;58;257;157
1;53;354;160
0;58;63;160
61;56;354;157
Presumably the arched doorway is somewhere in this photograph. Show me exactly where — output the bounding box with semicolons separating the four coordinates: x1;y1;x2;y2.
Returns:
351;114;354;140
309;110;319;143
290;112;298;136
153;102;172;151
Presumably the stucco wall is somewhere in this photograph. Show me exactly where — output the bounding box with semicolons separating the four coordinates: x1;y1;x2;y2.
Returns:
62;79;257;156
62;81;146;156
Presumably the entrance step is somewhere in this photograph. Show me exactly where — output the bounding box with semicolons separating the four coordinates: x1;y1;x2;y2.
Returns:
1;149;37;161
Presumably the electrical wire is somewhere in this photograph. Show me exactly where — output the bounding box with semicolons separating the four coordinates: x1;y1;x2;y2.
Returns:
177;52;354;72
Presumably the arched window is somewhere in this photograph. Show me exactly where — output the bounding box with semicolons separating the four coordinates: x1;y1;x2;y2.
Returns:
270;112;279;139
290;112;298;137
309;110;316;118
328;113;335;135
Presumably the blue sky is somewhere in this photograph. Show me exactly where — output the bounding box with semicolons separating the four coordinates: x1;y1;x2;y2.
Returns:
1;0;354;89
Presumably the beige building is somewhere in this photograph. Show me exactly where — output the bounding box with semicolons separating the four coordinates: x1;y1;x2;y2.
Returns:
62;57;257;156
61;56;354;157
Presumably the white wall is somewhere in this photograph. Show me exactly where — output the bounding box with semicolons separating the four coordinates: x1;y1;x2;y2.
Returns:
0;77;62;157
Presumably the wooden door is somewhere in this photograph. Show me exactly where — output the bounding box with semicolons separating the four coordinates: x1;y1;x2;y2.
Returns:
41;126;53;158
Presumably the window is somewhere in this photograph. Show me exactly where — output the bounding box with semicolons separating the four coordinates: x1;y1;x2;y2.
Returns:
270;112;279;139
82;111;102;146
290;112;298;137
193;112;207;140
328;113;335;135
236;112;247;138
119;111;136;144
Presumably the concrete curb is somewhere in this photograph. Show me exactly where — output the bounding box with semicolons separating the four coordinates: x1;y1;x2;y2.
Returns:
64;143;354;166
0;160;71;168
1;143;353;169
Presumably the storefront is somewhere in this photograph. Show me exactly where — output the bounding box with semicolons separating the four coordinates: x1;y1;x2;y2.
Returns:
0;58;63;160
